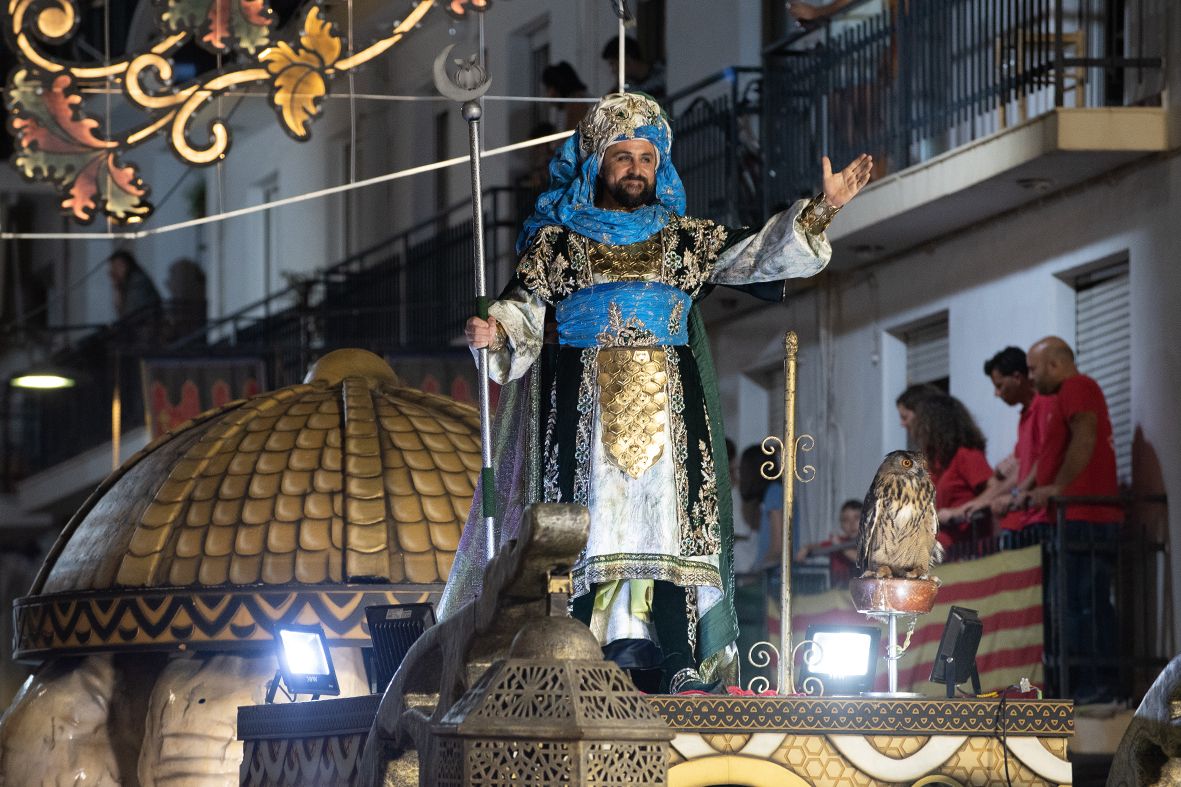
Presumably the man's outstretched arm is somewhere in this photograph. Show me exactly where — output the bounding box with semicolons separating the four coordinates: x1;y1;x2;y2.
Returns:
711;154;873;284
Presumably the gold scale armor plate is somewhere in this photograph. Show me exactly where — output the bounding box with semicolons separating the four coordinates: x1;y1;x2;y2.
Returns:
586;237;673;479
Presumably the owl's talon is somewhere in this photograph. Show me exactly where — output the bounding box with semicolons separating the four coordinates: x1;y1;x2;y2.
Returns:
874;566;893;579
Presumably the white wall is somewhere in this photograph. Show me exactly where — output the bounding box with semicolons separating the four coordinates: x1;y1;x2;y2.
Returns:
665;0;762;92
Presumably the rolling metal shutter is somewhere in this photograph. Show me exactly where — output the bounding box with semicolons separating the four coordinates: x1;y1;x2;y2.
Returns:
1075;267;1131;484
905;318;949;386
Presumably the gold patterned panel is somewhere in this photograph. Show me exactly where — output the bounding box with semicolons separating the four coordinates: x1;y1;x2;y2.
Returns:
587;236;663;280
1040;737;1068;759
699;734;751;754
865;735;931;758
770;735;881;786
14;586;440;658
941;736;1064;786
670;732;1067;787
596;347;669;478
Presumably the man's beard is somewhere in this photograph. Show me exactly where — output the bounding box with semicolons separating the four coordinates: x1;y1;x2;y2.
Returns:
600;175;656;209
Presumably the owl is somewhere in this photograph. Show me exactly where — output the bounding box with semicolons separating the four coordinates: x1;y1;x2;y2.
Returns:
856;450;942;579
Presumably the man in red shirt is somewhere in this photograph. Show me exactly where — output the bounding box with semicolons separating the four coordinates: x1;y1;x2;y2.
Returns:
1026;335;1121;702
1027;337;1120;518
980;346;1055;537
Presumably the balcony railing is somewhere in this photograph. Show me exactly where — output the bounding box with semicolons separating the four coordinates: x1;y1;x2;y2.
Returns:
745;494;1169;702
762;0;1163;212
4;189;525;482
664;67;764;228
168;186;524;387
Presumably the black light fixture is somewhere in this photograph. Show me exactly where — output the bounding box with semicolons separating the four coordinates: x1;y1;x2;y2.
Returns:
799;623;881;695
930;606;984;698
365;603;435;693
267;623;341;702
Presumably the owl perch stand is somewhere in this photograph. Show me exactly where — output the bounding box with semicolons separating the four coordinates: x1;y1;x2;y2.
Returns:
850;576;939;697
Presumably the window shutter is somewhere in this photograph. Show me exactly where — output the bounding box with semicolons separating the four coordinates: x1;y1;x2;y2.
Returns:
905;319;949;386
1075;268;1131;484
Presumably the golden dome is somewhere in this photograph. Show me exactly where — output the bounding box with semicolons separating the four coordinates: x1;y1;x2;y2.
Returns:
15;349;481;659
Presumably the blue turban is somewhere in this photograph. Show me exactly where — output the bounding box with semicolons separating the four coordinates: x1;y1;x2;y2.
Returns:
517;93;687;254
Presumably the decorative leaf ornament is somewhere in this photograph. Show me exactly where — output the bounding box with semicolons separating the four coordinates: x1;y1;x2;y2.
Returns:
7;70;151;223
261;7;341;139
3;0;438;225
156;0;274;53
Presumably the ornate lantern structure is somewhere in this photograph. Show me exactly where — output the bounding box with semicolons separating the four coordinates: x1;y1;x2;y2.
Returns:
431;616;672;786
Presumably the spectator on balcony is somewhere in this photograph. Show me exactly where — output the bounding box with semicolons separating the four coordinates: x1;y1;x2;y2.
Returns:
1026;337;1120;520
895;382;942;445
107;249;162;344
542;61;590;131
1025;335;1121;702
796;498;862;587
912;393;992;550
163;259;207;343
980;346;1055;542
600;36;666;99
108;250;161;321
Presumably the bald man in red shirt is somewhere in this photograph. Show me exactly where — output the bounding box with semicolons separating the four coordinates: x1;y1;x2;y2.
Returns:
1026;335;1121;702
1027;337;1120;518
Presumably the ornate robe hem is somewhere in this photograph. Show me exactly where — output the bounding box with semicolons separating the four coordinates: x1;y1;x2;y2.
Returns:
573;553;722;598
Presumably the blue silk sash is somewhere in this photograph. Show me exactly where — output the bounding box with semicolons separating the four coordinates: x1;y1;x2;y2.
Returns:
555;282;691;348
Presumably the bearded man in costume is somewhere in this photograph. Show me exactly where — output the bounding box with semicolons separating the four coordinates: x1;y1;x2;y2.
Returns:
440;93;871;693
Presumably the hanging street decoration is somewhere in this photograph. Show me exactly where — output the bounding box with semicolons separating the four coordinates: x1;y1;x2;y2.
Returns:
3;0;498;225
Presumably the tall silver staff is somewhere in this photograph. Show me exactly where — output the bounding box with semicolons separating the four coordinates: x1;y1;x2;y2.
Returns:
434;45;496;560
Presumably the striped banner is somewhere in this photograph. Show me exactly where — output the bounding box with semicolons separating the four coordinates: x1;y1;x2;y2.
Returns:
769;545;1044;694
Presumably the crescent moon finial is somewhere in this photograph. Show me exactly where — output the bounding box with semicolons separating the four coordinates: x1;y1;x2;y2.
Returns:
433;43;492;103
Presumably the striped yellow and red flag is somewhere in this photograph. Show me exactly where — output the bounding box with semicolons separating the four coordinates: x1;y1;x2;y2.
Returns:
768;544;1044;694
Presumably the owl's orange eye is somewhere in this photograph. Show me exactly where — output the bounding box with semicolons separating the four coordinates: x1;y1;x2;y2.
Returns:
901;458;913;467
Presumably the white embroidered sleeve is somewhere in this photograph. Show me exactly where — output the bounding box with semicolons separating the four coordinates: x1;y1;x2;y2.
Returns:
477;288;546;383
708;198;833;285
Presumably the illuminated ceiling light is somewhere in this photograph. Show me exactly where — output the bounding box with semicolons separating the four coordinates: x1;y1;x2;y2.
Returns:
10;372;77;390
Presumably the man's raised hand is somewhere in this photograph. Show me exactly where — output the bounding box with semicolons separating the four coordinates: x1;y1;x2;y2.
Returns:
822;153;873;208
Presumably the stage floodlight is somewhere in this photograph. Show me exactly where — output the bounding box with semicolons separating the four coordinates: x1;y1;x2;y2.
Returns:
268;623;340;701
930;606;984;697
800;624;880;695
365;603;436;692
